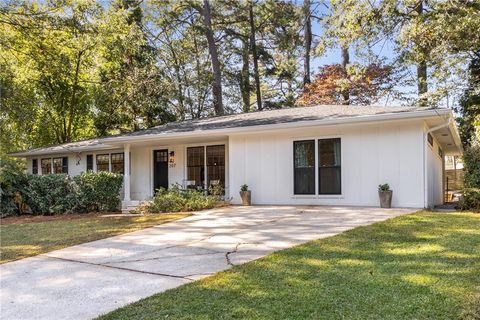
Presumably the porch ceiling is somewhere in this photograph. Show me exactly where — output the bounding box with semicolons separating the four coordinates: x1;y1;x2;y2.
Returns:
424;117;462;155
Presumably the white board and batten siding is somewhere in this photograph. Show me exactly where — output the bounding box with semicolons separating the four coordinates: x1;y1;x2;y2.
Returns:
229;120;426;208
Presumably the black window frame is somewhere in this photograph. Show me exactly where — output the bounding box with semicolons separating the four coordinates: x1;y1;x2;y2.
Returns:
32;159;38;175
318;138;341;195
41;158;52;175
293;140;316;195
53;157;68;174
86;154;93;171
111;153;125;174
96;154;110;172
186;146;205;188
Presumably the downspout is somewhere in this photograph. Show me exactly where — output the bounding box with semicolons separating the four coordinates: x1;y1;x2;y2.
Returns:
423;117;452;208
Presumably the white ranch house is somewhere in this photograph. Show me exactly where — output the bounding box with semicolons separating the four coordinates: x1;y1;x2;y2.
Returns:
10;105;462;210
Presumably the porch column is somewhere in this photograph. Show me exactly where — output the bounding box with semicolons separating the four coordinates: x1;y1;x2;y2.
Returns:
123;143;131;203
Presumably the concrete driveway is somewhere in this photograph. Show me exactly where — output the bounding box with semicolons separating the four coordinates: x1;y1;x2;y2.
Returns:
0;206;415;320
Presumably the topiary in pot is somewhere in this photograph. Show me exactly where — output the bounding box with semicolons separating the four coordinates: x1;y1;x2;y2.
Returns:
239;184;251;206
378;183;393;208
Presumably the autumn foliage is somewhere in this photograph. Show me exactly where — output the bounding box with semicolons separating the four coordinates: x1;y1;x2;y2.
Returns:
297;63;393;106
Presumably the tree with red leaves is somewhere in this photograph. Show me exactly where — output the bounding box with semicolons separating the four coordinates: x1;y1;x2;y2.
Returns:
297;63;393;106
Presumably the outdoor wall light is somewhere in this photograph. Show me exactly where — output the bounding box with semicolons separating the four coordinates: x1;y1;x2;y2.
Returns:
169;151;175;163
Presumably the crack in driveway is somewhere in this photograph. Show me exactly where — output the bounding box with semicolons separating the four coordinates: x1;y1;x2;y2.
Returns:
42;255;194;281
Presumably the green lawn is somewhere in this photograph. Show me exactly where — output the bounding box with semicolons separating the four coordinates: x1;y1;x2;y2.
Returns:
99;211;480;320
0;214;189;264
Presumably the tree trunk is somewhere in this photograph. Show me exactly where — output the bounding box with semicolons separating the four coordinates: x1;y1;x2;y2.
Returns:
341;46;350;105
303;0;312;86
249;0;262;111
240;38;250;113
415;1;428;105
202;0;224;116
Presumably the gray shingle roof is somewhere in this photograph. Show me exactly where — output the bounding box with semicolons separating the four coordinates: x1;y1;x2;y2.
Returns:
10;105;437;156
119;105;431;137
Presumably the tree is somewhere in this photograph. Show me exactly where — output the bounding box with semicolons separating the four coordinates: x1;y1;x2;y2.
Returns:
249;0;262;111
297;63;393;106
315;0;380;105
369;0;480;106
455;51;480;148
201;0;224;116
0;1;103;145
94;0;175;135
303;0;312;86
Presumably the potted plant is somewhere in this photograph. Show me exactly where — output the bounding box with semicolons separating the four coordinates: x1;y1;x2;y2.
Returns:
239;184;251;206
378;183;393;208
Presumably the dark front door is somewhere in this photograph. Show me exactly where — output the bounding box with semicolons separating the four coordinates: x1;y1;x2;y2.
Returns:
153;149;169;193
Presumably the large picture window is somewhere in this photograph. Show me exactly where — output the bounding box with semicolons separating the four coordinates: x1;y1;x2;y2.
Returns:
206;145;225;188
318;138;341;194
41;158;52;175
294;140;315;195
111;153;124;174
187;146;205;188
96;154;109;172
53;157;68;174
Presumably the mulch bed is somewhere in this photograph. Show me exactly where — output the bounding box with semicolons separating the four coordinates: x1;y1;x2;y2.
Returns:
0;212;122;225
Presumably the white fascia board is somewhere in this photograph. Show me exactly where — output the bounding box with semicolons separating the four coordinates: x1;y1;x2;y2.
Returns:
100;109;452;144
9;144;114;157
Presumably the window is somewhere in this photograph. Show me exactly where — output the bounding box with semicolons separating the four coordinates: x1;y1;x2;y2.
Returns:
96;154;109;172
32;159;38;175
206;145;225;188
41;158;52;174
318;138;341;194
438;147;443;158
53;157;68;174
187;146;205;188
111;153;124;174
86;154;93;171
427;133;433;146
294;140;315;195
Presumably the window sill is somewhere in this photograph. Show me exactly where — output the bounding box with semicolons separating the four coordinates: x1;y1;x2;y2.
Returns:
291;194;344;200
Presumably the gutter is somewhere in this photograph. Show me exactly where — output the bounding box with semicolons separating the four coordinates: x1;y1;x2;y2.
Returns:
423;117;453;208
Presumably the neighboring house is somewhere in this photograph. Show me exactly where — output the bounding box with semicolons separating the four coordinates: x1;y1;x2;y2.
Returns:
9;105;462;209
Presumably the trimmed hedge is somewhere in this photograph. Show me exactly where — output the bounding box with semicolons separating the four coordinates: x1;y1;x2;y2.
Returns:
74;171;123;212
0;165;123;217
24;174;77;215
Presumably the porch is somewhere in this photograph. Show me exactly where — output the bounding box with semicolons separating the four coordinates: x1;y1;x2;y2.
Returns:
102;135;230;210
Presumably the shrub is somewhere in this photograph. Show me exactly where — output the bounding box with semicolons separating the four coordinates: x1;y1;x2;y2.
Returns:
23;174;77;215
143;186;227;214
463;144;480;188
461;144;480;211
459;188;480;212
0;169;123;216
0;161;28;217
74;171;124;212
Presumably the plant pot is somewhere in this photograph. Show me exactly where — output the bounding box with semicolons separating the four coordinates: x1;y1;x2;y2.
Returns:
239;190;251;206
379;190;393;208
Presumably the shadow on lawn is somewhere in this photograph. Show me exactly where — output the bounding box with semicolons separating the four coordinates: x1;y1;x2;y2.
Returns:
99;212;480;320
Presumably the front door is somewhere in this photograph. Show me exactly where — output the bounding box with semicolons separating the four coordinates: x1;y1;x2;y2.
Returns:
153;149;169;193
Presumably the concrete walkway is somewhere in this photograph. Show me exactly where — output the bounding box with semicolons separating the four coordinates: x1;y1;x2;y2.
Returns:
0;206;415;320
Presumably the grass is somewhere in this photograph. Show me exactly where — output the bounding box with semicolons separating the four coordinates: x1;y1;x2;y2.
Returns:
99;211;480;320
0;214;189;264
